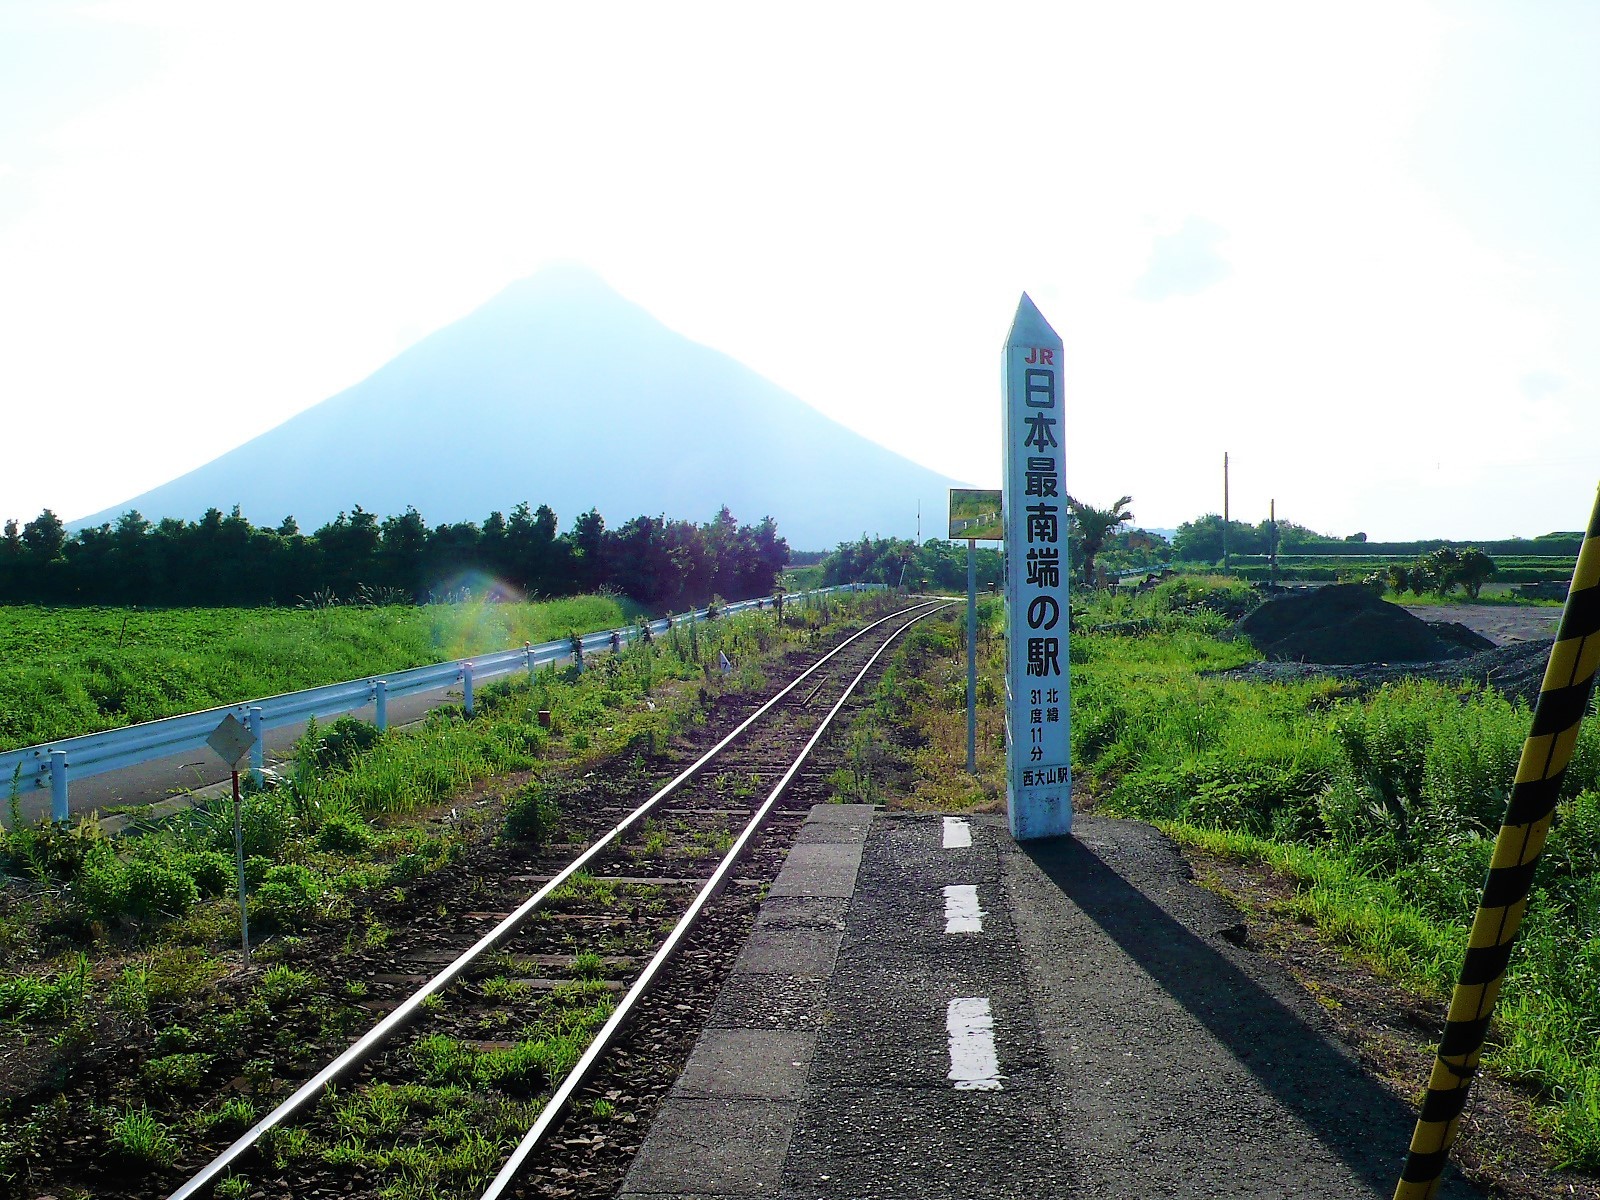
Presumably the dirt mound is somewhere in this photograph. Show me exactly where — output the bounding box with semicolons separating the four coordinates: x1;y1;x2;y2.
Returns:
1235;584;1495;665
1217;637;1553;707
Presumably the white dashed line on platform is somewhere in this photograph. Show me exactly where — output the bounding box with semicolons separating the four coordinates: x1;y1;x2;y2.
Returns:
943;884;983;933
942;816;971;848
946;996;1002;1090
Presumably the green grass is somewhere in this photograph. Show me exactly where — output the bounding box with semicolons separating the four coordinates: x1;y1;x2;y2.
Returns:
107;1105;181;1168
0;594;635;751
0;953;89;1023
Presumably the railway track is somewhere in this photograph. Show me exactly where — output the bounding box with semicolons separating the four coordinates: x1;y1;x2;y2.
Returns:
168;599;953;1200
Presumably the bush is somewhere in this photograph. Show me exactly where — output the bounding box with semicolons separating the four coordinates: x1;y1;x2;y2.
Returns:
76;847;204;924
182;850;235;897
2;814;110;883
251;864;323;933
122;857;201;921
504;783;560;846
312;716;383;772
317;812;375;854
234;795;295;859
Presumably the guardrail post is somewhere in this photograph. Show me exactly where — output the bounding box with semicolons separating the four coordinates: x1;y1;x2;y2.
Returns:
463;662;475;716
247;707;265;784
374;681;388;731
524;642;534;683
49;750;68;823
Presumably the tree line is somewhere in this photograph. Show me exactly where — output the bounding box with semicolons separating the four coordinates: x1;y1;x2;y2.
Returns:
0;503;789;609
1172;513;1583;562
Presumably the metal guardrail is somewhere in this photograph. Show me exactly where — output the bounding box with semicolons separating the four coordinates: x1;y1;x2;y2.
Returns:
0;585;880;820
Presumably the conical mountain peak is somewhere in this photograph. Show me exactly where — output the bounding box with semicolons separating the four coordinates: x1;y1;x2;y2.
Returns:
77;268;960;548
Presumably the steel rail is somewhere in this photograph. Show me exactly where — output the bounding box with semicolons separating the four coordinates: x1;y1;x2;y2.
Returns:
167;598;941;1200
479;601;954;1199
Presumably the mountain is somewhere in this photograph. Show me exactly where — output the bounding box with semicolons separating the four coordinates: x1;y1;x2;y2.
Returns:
77;266;963;549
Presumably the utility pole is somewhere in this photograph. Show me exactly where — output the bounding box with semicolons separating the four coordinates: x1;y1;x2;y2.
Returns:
1222;452;1230;573
1269;498;1278;588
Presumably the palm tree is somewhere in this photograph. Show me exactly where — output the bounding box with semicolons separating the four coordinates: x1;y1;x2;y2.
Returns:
1066;495;1134;587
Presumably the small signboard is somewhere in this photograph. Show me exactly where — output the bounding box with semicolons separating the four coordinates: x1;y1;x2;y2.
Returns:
948;489;1003;541
206;714;256;770
1002;294;1071;840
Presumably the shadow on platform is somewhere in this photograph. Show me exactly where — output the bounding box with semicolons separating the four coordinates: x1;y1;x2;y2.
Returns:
1023;834;1481;1198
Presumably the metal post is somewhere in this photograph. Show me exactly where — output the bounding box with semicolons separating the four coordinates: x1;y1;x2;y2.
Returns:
49;749;68;823
232;769;250;964
1223;451;1230;573
1269;498;1278;589
374;681;388;731
524;641;534;682
247;706;265;784
967;538;978;774
462;662;475;716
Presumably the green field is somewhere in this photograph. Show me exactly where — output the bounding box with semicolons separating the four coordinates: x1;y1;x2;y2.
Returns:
0;596;636;752
1219;553;1576;586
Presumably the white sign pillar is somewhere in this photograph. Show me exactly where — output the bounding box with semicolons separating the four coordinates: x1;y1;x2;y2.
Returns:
1002;294;1071;839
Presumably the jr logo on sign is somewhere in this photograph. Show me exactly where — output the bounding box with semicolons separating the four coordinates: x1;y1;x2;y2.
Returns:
1023;347;1055;364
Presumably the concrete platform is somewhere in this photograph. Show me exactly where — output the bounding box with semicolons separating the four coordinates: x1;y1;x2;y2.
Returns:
620;807;1484;1200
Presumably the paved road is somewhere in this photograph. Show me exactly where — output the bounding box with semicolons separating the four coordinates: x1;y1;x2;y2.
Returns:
622;809;1484;1198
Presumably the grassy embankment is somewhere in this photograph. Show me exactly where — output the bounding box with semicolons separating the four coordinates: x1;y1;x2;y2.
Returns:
846;577;1600;1169
0;589;888;1197
0;596;638;752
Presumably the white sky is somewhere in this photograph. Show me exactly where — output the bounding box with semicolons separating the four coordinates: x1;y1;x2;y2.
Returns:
2;0;1597;540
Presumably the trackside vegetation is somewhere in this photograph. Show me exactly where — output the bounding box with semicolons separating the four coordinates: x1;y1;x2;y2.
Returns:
0;591;886;1198
853;578;1600;1172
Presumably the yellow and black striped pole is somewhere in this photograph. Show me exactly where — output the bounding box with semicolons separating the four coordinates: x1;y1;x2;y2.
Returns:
1395;485;1600;1200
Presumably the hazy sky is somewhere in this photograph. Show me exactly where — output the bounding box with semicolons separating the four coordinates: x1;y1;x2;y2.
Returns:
2;1;1596;540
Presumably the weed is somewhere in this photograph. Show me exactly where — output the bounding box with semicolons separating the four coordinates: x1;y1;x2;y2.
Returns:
252;864;325;933
258;1123;312;1169
482;976;533;1002
141;1051;211;1093
108;1106;180;1168
0;954;88;1023
504;782;560;846
257;964;316;1008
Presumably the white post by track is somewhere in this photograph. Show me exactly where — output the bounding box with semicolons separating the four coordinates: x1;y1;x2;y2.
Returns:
1002;293;1071;839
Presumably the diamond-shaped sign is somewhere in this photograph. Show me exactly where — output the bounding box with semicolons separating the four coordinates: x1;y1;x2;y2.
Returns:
206;714;256;769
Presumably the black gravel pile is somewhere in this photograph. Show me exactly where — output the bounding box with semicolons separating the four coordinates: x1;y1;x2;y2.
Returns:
1220;637;1553;707
1235;584;1495;664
